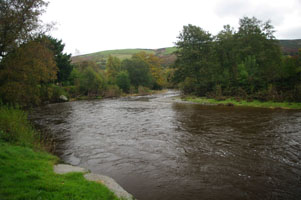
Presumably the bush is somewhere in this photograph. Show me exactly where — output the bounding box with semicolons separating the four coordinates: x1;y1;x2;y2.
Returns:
179;77;197;95
116;71;131;93
104;85;122;98
40;84;68;103
0;105;38;147
138;86;150;95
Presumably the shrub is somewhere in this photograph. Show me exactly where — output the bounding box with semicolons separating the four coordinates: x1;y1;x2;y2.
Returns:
104;85;122;98
0;105;38;147
116;71;131;93
138;86;150;95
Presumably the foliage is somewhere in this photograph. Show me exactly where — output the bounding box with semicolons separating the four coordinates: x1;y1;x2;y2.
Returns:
183;96;301;110
137;86;150;95
0;39;57;106
0;105;38;147
104;85;122;98
116;71;131;93
0;0;49;59
79;66;105;97
38;36;73;84
133;52;166;89
121;55;152;88
106;55;121;83
174;17;300;102
40;84;68;103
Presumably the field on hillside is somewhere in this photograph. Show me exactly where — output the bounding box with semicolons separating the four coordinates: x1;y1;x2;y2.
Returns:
72;47;177;67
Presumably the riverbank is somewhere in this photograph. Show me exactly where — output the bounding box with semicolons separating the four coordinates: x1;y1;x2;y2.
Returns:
181;96;301;109
0;105;129;200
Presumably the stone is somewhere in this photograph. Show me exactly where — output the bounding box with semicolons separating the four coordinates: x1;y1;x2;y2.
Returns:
59;95;68;102
84;173;134;200
53;164;88;174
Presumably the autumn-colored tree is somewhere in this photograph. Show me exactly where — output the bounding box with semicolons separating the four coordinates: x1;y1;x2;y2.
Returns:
132;52;166;89
0;39;57;106
106;55;121;83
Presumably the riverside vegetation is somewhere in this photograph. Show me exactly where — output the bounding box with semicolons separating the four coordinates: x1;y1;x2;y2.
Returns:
0;105;119;200
0;0;301;199
173;17;301;106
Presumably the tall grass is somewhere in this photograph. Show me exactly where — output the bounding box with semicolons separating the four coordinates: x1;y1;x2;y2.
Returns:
0;105;40;147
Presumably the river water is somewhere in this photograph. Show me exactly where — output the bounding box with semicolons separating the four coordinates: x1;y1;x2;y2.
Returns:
30;91;301;200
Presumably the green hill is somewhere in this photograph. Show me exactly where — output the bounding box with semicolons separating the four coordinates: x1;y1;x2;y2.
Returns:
72;47;177;67
72;40;301;67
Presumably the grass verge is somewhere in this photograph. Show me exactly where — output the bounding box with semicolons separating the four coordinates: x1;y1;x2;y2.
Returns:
182;96;301;110
0;105;120;200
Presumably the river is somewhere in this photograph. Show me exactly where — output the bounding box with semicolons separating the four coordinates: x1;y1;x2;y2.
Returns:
30;90;301;200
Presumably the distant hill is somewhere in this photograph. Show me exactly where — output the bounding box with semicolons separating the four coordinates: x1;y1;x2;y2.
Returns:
278;39;301;55
72;40;301;67
72;47;177;68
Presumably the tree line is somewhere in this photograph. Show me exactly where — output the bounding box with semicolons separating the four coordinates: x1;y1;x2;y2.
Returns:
1;1;300;107
0;0;172;107
173;17;301;102
67;51;169;99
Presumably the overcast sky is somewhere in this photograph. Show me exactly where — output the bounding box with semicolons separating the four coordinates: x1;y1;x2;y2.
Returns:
42;0;301;55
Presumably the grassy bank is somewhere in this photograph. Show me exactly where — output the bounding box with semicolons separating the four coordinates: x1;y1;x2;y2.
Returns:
0;105;119;200
182;96;301;110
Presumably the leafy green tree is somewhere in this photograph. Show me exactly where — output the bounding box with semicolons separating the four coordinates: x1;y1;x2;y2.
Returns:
116;71;130;93
0;0;49;60
174;24;218;95
236;17;282;86
42;36;73;84
121;56;152;88
79;67;104;97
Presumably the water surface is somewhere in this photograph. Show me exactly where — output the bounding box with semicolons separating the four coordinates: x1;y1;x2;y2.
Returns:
31;91;301;200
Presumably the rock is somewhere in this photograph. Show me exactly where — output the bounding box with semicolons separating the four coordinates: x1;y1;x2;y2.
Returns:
59;95;68;102
53;164;88;174
84;173;134;200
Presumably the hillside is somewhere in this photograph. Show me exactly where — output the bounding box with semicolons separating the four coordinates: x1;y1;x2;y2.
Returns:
278;39;301;55
72;40;301;67
72;47;177;68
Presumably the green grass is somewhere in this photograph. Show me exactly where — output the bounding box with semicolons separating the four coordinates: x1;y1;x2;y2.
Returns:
0;105;38;147
0;142;119;200
183;96;301;109
72;47;177;64
0;105;120;200
162;47;177;55
75;49;156;61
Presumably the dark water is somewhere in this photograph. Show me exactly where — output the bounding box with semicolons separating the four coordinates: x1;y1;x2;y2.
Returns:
30;91;301;200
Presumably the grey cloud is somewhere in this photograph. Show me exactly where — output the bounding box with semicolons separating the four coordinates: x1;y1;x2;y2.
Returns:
215;0;288;26
278;26;301;39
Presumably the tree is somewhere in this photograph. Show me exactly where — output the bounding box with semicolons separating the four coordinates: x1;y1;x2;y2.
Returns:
121;56;152;88
174;24;217;95
0;0;49;60
116;71;130;93
79;67;104;97
133;52;166;89
236;17;282;86
0;39;57;106
40;36;73;84
106;55;121;84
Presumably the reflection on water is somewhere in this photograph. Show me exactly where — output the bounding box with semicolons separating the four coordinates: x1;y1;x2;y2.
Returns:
31;91;301;200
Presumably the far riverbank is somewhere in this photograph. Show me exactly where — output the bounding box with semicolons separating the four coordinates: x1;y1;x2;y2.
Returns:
181;96;301;110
